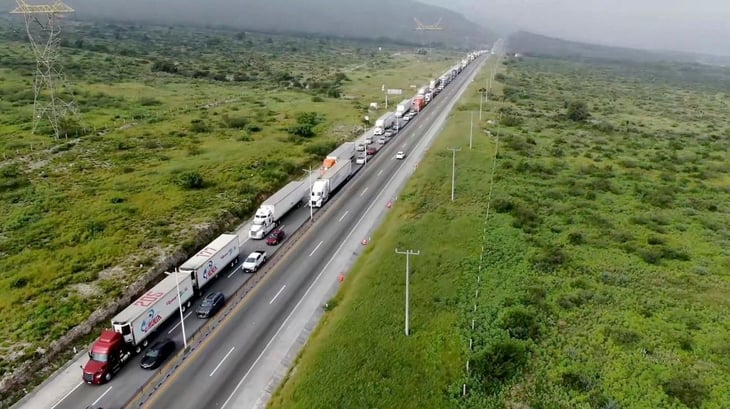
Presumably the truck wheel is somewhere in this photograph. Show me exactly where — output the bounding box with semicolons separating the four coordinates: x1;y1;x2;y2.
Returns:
135;345;142;354
142;339;149;348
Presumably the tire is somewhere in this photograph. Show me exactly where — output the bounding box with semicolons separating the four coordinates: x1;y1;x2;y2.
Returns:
105;372;112;383
142;339;149;348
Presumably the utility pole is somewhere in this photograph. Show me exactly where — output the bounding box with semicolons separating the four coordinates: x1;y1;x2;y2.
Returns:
395;248;420;336
302;167;314;221
479;90;483;121
447;147;461;201
469;112;474;150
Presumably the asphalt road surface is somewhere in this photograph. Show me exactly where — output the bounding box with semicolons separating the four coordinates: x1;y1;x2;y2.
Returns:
49;52;491;409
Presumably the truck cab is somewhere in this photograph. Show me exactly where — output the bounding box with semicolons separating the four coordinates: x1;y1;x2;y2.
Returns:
82;330;131;384
249;208;275;239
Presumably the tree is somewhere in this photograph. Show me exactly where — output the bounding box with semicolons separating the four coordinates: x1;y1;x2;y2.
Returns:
288;112;321;138
567;100;590;121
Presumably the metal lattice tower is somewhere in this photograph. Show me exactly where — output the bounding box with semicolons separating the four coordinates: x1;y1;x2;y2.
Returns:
11;0;77;139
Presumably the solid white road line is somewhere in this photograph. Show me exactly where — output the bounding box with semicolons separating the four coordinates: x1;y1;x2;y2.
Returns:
51;381;84;409
377;169;383;176
360;187;369;196
209;347;235;377
338;210;349;222
91;386;112;406
269;285;286;305
309;241;323;257
168;311;193;334
227;264;241;278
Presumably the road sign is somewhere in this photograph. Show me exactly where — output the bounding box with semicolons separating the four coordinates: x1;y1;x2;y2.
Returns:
387;89;403;95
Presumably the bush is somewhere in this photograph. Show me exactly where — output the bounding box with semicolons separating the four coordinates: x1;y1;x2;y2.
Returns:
499;307;541;341
223;115;250;129
190;119;209;133
304;141;338;157
473;339;529;385
177;171;205;189
662;374;708;408
567;100;590;121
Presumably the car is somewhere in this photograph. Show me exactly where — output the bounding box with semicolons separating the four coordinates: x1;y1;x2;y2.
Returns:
396;151;406;160
140;339;176;369
266;229;285;245
378;136;386;144
366;147;378;156
196;292;225;319
242;250;267;272
365;136;373;144
356;143;366;152
355;155;366;164
402;116;410;122
384;130;394;138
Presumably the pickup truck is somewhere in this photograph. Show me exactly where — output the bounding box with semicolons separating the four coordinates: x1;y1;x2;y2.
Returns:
242;250;267;272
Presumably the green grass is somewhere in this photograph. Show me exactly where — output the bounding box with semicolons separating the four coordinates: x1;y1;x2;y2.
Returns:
269;54;730;409
0;19;464;393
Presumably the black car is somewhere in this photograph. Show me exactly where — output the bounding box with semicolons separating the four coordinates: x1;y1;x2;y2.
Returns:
196;292;225;318
266;229;285;245
140;339;176;369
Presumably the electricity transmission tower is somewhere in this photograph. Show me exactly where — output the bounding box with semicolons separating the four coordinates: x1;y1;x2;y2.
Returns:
11;0;78;140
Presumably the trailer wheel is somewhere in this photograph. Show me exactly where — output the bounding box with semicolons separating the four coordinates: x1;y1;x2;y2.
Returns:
142;339;149;348
135;345;141;354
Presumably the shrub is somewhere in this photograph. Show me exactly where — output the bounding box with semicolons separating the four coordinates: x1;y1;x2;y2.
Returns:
499;307;541;341
190;119;209;133
177;171;205;189
662;374;707;408
561;370;597;392
566;100;590;121
568;232;585;245
472;339;529;385
223;115;250;129
304;141;338;157
531;245;568;273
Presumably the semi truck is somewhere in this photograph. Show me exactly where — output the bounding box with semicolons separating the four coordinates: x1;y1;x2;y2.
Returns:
179;233;240;288
413;95;426;112
322;142;355;172
83;271;194;384
395;99;412;118
310;160;352;208
373;112;395;135
249;180;309;239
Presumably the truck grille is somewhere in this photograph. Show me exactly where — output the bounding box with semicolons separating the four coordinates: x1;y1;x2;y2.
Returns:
82;372;94;383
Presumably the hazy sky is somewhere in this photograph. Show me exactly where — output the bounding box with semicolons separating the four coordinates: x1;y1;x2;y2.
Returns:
479;0;730;56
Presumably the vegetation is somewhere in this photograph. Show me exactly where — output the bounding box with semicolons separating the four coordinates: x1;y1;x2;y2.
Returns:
268;52;730;408
0;17;466;399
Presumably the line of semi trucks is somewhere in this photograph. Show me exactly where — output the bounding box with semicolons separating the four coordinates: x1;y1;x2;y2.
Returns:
81;49;488;384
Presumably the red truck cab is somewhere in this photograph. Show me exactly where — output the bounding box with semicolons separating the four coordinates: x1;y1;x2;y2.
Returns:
82;330;131;384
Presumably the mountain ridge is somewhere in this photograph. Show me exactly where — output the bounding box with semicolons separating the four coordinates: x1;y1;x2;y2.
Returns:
0;0;497;48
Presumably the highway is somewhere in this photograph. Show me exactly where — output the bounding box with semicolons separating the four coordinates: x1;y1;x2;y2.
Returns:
48;51;491;409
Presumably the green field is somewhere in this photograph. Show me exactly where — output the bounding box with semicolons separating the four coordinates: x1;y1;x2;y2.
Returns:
0;18;465;398
268;54;730;409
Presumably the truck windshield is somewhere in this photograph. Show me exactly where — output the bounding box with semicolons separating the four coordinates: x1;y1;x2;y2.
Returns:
90;352;108;362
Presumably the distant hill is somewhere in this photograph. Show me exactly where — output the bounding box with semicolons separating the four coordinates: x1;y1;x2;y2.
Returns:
418;0;518;35
0;0;496;49
507;31;730;66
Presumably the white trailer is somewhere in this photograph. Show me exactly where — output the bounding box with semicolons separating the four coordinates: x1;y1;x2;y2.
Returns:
310;160;352;208
111;271;194;348
249;180;308;239
395;99;412;117
373;112;395;135
429;79;437;90
179;234;239;288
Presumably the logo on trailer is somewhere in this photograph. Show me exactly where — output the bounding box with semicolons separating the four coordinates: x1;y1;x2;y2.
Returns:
140;309;163;333
202;260;218;280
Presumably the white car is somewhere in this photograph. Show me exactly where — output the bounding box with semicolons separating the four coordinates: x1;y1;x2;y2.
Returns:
356;155;366;164
395;151;406;160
